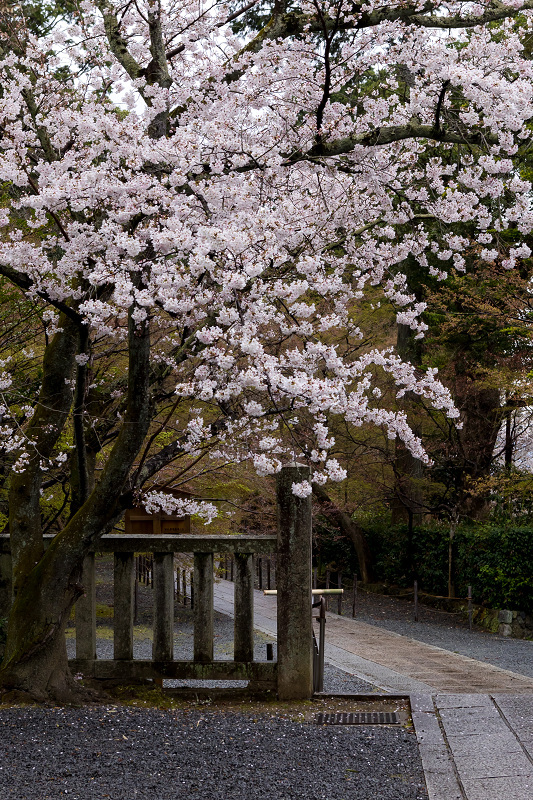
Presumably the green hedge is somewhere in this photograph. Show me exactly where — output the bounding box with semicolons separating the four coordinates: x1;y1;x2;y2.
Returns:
364;522;533;614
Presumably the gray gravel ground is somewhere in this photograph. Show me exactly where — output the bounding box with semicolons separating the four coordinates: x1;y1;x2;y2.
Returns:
0;707;427;800
341;591;533;677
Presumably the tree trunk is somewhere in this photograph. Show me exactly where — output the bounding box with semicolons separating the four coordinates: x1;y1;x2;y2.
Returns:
447;512;458;599
0;541;83;702
0;309;151;701
454;378;502;519
391;322;425;525
312;484;373;583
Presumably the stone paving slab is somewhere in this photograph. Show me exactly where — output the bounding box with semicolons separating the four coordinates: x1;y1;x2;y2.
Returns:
413;694;533;800
492;695;533;760
460;775;533;800
445;731;523;756
410;700;463;800
439;706;507;736
433;693;493;708
454;750;532;778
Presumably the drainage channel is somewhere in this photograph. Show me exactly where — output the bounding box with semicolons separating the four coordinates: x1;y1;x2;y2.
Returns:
315;711;400;725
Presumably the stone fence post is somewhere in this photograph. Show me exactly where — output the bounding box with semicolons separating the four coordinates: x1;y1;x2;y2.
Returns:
276;464;313;700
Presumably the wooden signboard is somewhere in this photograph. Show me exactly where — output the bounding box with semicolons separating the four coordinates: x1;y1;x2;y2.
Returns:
124;487;192;535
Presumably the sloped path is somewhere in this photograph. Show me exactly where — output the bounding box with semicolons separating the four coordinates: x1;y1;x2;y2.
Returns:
213;579;533;694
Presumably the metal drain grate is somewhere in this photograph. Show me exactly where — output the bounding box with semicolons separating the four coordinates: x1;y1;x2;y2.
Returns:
314;711;400;725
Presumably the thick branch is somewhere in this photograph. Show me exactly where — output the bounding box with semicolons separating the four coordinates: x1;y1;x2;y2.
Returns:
9;314;78;592
146;5;172;88
133;437;186;488
72;327;90;514
268;3;533;38
0;265;83;325
298;122;498;161
434;80;451;134
59;305;152;556
95;0;143;82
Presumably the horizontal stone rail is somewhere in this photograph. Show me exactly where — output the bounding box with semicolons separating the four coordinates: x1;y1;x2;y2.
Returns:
69;659;277;683
0;533;277;555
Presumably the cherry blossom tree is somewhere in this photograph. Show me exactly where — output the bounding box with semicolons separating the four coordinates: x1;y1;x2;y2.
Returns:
0;0;533;699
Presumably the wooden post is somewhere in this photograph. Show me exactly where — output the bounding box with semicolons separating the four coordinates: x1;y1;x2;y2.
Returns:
114;552;135;660
352;575;357;618
76;553;96;660
337;572;343;615
258;556;263;591
276;463;313;700
190;570;194;609
325;569;330;611
182;569;187;606
153;553;174;661
175;563;180;602
193;553;213;662
234;553;254;662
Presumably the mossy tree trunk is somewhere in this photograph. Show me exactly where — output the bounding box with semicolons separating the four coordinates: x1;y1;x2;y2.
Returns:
0;309;151;702
312;484;373;583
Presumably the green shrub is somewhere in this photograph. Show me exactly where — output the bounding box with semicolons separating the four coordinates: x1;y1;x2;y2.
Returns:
362;521;533;613
456;525;533;613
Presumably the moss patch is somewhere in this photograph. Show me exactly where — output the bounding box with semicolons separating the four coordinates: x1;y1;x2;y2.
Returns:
96;603;114;619
66;626;154;642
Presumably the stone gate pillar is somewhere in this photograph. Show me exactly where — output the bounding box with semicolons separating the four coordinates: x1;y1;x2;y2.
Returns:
276;463;313;700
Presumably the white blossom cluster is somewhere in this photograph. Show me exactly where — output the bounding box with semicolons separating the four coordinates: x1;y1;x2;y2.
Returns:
0;1;532;492
143;492;218;523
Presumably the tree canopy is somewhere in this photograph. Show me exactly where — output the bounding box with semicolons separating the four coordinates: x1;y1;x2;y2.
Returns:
1;0;533;699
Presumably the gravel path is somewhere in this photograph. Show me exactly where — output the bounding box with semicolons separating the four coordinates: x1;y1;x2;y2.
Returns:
0;707;427;800
342;590;533;677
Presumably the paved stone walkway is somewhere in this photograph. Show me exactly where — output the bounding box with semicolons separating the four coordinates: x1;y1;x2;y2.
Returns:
213;579;533;693
214;579;533;800
412;693;533;800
